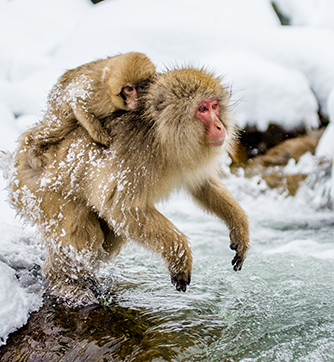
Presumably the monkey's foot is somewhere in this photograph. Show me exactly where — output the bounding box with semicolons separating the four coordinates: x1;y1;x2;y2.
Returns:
46;276;102;306
230;230;249;271
171;272;191;292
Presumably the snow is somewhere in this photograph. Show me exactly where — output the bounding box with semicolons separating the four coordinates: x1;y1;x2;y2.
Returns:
0;175;43;345
316;88;334;204
205;50;318;131
0;0;333;346
0;262;30;345
273;0;334;30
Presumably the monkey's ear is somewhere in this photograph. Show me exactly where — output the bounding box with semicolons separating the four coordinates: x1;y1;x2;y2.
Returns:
155;93;167;111
102;67;110;83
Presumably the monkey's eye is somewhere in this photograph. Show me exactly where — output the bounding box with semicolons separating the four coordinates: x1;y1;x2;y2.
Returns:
212;103;218;110
137;85;145;92
198;106;208;113
124;86;134;93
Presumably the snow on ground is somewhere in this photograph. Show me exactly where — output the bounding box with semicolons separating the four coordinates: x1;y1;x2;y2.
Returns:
0;0;333;346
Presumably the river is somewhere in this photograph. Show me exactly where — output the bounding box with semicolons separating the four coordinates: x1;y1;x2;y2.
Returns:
0;154;333;361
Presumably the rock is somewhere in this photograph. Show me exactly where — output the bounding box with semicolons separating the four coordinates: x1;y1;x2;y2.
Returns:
0;295;152;361
238;123;308;158
262;173;308;196
248;129;323;168
231;129;324;196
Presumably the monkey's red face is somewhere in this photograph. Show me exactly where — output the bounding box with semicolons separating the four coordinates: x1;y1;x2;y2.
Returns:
195;99;226;147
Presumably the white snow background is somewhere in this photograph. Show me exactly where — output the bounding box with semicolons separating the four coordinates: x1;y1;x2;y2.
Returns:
0;0;334;346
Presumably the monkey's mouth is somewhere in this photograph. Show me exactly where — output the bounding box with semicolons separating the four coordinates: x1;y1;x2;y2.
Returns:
208;137;225;147
127;100;139;109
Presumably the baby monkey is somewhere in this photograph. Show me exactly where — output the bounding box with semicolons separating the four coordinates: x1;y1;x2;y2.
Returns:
31;52;156;147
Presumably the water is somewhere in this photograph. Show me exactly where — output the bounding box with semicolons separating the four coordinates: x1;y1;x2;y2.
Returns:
1;156;334;361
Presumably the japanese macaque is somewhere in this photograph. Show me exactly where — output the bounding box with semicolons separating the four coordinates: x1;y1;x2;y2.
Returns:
30;51;156;148
4;67;249;304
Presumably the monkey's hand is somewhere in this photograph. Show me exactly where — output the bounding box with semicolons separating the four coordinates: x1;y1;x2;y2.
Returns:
171;272;191;292
92;129;111;147
229;229;249;271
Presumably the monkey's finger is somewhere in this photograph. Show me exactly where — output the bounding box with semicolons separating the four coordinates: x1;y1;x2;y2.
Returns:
231;254;244;271
176;280;188;292
171;273;191;292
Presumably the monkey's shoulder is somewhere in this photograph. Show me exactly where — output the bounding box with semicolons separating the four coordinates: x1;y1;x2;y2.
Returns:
103;107;150;130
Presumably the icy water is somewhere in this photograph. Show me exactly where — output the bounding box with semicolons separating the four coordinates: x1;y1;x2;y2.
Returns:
1;156;334;361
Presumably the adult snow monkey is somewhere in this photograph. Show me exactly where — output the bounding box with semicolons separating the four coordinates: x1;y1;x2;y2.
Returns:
29;52;156;149
6;67;249;303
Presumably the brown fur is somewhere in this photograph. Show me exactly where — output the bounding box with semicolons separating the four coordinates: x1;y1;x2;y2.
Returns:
29;52;156;149
5;67;249;303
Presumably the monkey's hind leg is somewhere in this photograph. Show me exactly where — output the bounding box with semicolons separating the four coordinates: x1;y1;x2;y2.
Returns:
28;114;78;151
98;217;127;261
41;198;107;305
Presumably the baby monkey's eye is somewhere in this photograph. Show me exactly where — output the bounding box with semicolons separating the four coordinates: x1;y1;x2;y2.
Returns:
124;86;134;93
137;85;146;92
198;106;207;112
212;103;218;110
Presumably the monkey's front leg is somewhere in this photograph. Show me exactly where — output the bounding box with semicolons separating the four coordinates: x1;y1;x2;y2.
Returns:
73;107;111;147
191;178;250;271
106;206;193;292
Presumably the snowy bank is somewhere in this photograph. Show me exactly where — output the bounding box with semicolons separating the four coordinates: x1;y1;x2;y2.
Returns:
0;175;43;346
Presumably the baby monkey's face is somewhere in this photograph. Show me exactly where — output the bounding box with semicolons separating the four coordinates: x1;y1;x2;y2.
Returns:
120;83;148;110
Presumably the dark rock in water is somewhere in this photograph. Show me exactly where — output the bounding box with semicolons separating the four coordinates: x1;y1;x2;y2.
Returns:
0;290;204;361
0;294;158;361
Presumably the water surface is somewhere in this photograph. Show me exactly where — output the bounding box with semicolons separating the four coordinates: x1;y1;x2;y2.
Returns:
1;159;333;361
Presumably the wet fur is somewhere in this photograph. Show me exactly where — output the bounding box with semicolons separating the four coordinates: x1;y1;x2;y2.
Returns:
5;67;249;303
29;52;156;149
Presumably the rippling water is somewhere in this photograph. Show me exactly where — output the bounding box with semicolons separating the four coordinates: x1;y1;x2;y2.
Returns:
1;157;334;361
